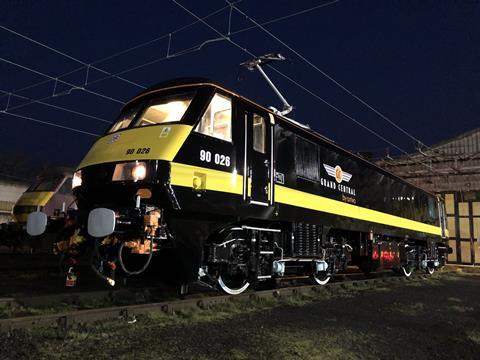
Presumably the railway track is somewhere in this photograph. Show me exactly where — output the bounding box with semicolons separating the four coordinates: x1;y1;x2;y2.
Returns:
0;272;435;334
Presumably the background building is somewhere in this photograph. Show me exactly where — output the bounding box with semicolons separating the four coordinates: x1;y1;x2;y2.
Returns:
378;128;480;265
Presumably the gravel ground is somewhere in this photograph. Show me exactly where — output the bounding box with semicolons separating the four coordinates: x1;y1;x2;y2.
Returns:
1;272;480;360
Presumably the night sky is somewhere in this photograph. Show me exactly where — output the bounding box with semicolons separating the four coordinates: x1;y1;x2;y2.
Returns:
1;0;479;169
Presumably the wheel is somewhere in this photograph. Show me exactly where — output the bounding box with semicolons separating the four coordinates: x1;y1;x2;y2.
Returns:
426;266;435;275
312;271;331;285
401;265;413;277
217;272;250;295
214;230;251;295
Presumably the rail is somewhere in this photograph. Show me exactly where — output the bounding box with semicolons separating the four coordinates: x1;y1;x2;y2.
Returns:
0;273;433;334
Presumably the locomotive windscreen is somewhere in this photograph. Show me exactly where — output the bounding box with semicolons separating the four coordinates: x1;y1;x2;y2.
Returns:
108;92;195;134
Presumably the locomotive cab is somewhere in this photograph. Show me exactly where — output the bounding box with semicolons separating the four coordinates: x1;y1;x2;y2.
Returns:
69;79;275;282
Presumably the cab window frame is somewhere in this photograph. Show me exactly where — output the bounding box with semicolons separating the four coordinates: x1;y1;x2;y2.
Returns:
132;91;196;129
193;91;233;143
105;89;200;135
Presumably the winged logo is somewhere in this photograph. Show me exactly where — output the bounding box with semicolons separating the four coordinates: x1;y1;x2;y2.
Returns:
323;164;352;184
108;133;121;144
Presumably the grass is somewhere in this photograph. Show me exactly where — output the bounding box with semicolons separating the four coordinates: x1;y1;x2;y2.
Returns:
467;330;480;345
0;272;446;320
1;272;477;359
392;302;426;316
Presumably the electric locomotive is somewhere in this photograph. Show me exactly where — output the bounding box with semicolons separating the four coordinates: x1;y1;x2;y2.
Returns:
27;77;449;294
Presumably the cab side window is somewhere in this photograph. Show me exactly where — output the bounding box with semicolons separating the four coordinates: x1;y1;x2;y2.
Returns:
195;93;232;142
253;114;266;153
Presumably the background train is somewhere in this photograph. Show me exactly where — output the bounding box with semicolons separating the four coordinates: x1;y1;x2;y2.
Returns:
1;167;75;252
27;78;449;293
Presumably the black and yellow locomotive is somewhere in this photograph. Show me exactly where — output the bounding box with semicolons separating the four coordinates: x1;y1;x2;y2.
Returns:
28;78;449;294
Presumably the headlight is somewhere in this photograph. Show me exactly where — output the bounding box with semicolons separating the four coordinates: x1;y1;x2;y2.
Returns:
132;162;146;181
72;170;82;189
112;162;147;182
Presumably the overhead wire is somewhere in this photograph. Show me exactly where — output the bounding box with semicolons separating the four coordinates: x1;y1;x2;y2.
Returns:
172;0;423;161
228;0;340;37
0;89;111;123
0;2;238;102
0;3;245;138
0;111;100;137
0;57;125;105
1;1;342;114
228;1;432;151
0;24;145;89
1;0;404;146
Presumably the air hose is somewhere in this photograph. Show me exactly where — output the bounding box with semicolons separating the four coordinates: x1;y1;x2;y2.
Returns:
117;239;154;276
90;238;116;286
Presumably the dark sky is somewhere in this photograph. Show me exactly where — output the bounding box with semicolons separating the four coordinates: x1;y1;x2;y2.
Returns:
1;0;479;168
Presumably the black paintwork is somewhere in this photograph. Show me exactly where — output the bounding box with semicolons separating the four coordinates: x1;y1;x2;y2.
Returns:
74;81;446;282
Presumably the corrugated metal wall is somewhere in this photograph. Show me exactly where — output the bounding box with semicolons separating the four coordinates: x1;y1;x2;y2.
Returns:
377;128;480;265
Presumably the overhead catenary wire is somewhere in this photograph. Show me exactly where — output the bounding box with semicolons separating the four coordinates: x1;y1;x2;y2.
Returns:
0;89;111;124
228;1;432;151
1;1;341;115
0;1;346;142
228;0;340;37
0;2;238;103
0;1;336;104
228;2;440;171
1;1;368;140
60;1;344;97
0;24;145;90
0;111;100;137
0;57;125;105
172;0;424;161
2;38;222;114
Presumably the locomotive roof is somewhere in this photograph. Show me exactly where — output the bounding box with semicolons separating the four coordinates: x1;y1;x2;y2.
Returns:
127;78;438;199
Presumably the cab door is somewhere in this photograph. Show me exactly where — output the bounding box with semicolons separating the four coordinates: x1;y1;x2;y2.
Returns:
243;111;274;206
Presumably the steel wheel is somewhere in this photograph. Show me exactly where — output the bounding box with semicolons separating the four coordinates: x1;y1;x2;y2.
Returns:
401;265;413;277
217;273;250;295
312;271;331;285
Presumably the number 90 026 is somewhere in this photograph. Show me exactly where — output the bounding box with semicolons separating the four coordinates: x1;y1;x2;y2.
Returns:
200;150;230;167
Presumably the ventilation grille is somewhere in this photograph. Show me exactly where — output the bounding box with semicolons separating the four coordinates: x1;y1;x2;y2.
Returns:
294;223;320;256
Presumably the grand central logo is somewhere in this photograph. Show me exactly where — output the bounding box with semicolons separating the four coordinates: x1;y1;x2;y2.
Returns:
321;163;356;197
323;164;352;184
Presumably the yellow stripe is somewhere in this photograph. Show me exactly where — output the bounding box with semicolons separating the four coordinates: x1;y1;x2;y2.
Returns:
275;186;441;236
171;162;243;195
77;125;193;169
170;163;441;236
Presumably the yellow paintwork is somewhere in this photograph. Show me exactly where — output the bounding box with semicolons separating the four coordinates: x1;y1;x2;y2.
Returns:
13;191;55;222
275;185;442;236
171;162;243;195
170;163;442;236
77;125;193;169
15;191;54;207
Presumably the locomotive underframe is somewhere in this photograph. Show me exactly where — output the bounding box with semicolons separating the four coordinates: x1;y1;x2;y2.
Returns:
76;186;446;292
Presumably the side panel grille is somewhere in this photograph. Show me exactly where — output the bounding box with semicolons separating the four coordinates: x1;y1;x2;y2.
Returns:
294;223;321;256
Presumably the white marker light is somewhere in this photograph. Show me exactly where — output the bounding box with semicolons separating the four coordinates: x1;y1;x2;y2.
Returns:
132;162;147;181
72;170;82;189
